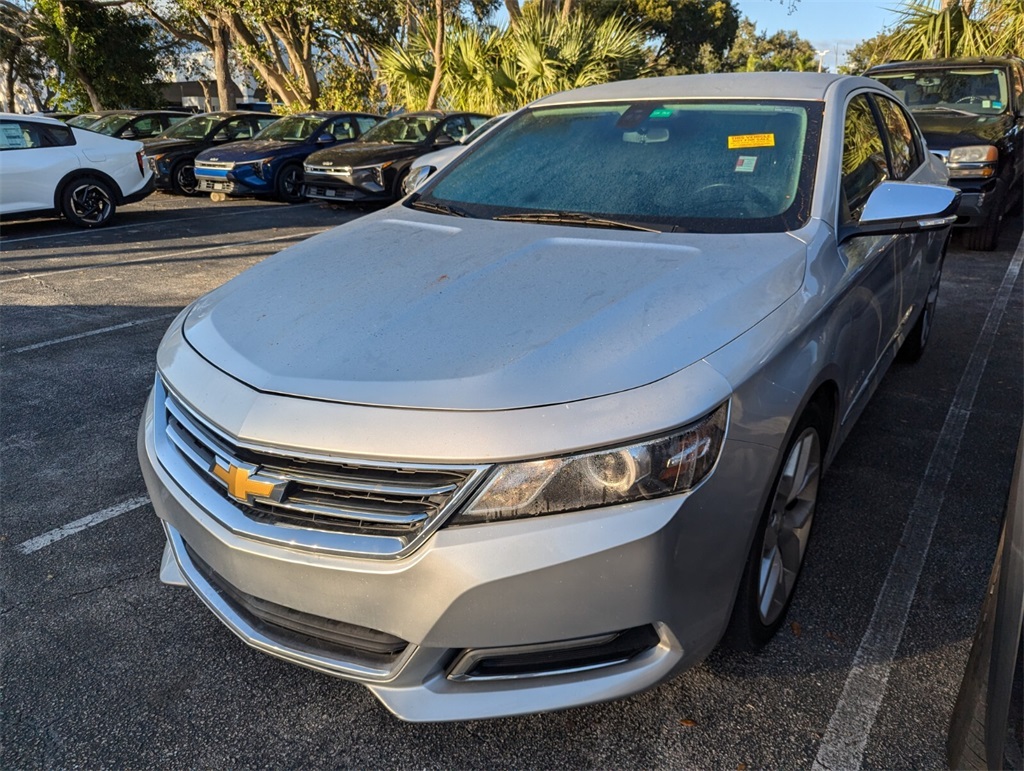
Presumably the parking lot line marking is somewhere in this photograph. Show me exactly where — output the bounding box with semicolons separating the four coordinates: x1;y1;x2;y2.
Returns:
15;496;151;555
812;233;1024;771
0;228;328;284
0;204;314;245
5;313;178;355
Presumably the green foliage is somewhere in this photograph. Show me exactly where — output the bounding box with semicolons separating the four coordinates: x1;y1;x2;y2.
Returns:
320;61;388;113
723;17;819;73
578;0;740;74
376;6;648;113
36;0;165;109
884;0;994;59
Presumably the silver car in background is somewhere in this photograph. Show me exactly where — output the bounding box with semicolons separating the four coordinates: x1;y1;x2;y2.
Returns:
139;73;957;721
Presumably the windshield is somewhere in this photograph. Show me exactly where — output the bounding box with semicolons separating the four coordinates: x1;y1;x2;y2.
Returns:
872;68;1010;115
160;114;220;140
88;114;133;135
463;114;506;145
360;114;439;144
67;114;101;128
255;115;323;142
416;100;821;233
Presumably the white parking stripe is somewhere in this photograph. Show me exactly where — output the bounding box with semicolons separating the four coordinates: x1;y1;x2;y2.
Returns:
812;232;1024;771
15;496;151;555
0;228;328;284
0;203;314;245
5;313;178;355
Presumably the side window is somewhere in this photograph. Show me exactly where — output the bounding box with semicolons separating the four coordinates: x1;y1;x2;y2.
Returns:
441;116;469;141
167;115;189;127
873;95;921;179
0;120;74;150
841;94;889;222
41;124;75;147
467;115;488;131
356;116;378;134
1014;64;1024;112
131;117;160;137
220;117;253;140
256;116;278;133
328;118;356;141
0;120;38;149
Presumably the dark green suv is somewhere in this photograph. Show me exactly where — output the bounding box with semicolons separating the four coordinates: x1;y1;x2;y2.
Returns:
867;57;1024;251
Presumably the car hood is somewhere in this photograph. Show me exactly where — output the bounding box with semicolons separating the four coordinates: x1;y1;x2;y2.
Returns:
143;137;206;154
197;139;307;163
912;111;1013;149
182;209;807;410
306;142;426;168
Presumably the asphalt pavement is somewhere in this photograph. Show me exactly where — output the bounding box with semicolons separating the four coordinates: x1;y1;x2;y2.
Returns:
1;192;1021;769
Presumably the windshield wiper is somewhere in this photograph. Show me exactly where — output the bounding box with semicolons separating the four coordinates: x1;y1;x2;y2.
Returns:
409;200;471;217
492;211;662;233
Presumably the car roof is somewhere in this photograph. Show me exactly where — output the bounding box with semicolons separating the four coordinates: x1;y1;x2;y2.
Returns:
292;111;381;119
866;56;1024;74
1;112;65;125
533;72;847;106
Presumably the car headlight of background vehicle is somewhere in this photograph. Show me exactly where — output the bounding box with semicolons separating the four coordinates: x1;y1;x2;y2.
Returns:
947;145;998;178
403;165;434;195
451;402;728;525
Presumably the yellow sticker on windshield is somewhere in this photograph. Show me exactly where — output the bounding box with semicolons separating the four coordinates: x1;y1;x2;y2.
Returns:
728;133;775;149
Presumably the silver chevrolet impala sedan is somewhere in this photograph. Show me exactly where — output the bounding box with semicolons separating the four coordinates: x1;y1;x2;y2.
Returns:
139;73;958;721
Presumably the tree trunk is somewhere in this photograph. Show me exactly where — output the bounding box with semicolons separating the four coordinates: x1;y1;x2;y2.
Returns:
212;17;235;110
504;0;522;27
560;0;573;23
425;0;444;109
198;79;213;112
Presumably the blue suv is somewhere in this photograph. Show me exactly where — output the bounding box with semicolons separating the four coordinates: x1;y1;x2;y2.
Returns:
194;111;381;203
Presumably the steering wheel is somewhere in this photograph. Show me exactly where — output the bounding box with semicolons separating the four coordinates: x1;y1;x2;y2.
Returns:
691;183;777;218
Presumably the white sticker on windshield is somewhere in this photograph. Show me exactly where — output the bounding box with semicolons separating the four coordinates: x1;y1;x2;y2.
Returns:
735;155;757;173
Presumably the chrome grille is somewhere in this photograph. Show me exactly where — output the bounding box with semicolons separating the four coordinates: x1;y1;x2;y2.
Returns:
157;380;488;556
304;165;351;175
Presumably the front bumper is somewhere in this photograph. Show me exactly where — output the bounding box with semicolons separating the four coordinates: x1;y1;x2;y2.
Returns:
195;165;271;197
302;171;390;203
138;337;774;721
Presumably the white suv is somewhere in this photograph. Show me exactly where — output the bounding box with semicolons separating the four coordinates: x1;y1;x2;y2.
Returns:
0;112;154;227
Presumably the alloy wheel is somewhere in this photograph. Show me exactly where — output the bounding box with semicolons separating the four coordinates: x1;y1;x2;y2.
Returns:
758;427;821;625
68;183;113;225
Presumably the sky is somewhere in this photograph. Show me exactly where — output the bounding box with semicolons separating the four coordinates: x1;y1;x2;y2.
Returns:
733;0;904;70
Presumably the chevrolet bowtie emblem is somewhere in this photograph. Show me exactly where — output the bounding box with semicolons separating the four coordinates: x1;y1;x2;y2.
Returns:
212;458;285;504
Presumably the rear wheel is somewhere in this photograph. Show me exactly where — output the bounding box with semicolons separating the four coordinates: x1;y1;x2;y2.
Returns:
723;403;825;650
171;161;199;196
275;163;304;203
60;176;116;228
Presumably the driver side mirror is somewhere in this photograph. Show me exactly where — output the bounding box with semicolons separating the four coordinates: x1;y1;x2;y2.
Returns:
120;129;137;140
213;131;229;142
434;134;456;148
839;182;960;243
316;133;333;144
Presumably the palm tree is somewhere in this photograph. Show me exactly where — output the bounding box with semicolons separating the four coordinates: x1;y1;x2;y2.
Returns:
881;0;1021;60
376;8;647;113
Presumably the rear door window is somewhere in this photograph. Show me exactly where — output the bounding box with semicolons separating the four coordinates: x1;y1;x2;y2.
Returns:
872;95;921;180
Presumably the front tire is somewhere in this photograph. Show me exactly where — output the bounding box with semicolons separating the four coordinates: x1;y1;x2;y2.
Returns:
899;256;943;362
61;176;116;228
171;161;199;196
275;163;304;203
723;403;826;651
963;186;1005;251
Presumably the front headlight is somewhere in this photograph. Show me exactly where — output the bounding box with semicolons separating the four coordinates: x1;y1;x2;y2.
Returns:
947;145;998;178
450;402;728;525
403;165;434;195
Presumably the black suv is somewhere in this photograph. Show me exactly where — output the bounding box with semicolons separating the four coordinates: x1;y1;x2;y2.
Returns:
303;111;489;203
867;57;1024;251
